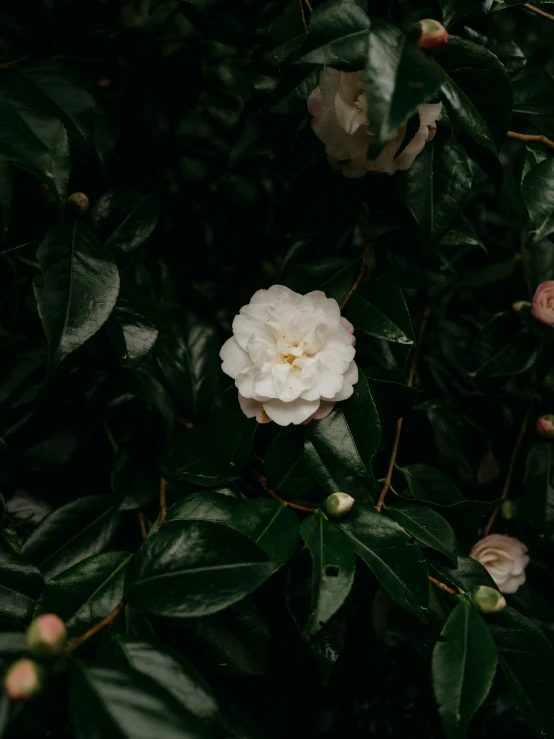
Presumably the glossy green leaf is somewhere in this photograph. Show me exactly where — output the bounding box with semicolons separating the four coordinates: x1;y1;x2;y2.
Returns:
163;425;237;487
432;598;498;739
281;258;358;306
524;236;554;290
111;444;159;512
266;428;314;497
34;551;130;637
307;368;381;482
69;663;207;739
338;505;429;619
386;503;457;564
0;546;43;624
300;511;356;634
399;464;465;506
132;358;175;435
469;312;539;378
524;445;554;534
441;0;491;28
431;554;497;592
231;499;300;565
34;219;120;375
107;274;158;369
125;520;275;617
487;607;554;739
346;277;414;344
167;492;239;525
522;157;554;245
365;19;444;157
91;189;160;253
270;64;322;115
21;495;120;582
397;136;472;242
304;439;375;503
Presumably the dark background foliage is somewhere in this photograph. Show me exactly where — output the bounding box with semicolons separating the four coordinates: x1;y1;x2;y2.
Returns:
1;0;554;737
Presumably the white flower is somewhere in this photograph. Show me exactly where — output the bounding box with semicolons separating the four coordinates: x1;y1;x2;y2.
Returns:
469;534;529;595
308;68;442;178
220;285;358;426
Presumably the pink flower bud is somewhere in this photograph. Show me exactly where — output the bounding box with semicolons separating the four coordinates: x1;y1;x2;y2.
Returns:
532;281;554;326
416;19;449;52
537;415;554;439
4;660;42;701
66;192;90;214
26;614;67;657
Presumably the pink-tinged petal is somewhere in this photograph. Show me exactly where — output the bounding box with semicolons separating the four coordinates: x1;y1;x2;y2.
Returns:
499;571;526;595
307;87;324;118
238;393;269;423
220;337;252;379
419;102;442;128
532;281;554;326
334;91;365;135
312;400;335;419
263;397;320;426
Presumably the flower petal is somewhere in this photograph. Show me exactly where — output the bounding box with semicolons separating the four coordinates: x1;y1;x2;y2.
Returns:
220;337;252;379
263;398;320;426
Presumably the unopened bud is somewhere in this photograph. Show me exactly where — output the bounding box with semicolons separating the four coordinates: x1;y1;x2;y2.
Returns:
324;492;355;518
536;415;554;439
4;659;42;701
415;20;448;52
500;499;518;520
26;614;67;657
67;192;89;214
512;300;531;313
470;585;507;613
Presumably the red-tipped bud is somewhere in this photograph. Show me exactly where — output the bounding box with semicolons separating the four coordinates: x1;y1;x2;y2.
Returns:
67;192;90;214
537;415;554;439
415;19;448;52
4;659;42;701
26;614;67;657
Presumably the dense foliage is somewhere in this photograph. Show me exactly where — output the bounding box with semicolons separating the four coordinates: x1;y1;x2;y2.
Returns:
1;0;554;737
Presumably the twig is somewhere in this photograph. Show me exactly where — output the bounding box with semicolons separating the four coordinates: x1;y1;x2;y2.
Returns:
299;0;308;32
176;416;194;429
254;470;317;513
376;307;431;512
0;58;25;70
65;601;124;652
507;130;554;150
340;244;370;311
523;3;554;22
154;477;168;532
137;512;148;540
483;407;531;537
102;421;119;454
428;576;458;596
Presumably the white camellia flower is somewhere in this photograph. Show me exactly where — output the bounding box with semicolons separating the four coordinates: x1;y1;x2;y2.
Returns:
308;68;442;178
220;285;358;426
469;534;529;594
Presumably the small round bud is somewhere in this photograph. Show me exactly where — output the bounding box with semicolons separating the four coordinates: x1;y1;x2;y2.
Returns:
415;19;448;52
324;492;355;518
500;499;518;520
26;614;67;657
66;192;90;214
470;586;507;614
512;300;531;313
4;659;42;701
536;415;554;439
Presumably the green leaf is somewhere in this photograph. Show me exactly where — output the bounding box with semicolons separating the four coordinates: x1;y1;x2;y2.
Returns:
109;637;219;729
300;511;356;635
281;258;358;306
469;312;539;378
397;136;472;242
0;82;70;203
431;554;498;592
125;520;275;617
111;444;159;512
294;0;370;69
386;503;457;564
487;607;554;739
34;552;130;638
132;358;175;436
69;663;207;739
167;492;239;525
400;464;465;506
432;598;498;739
365;19;444;158
524;445;554;535
522;157;554;245
346;277;414;344
338;505;429;619
306;368;381;482
21;495;120;582
34;219;120;376
271;64;322;115
107;274;159;369
91;189;160;253
231;499;300;565
0;545;43;624
266;428;314;497
524;236;554;290
304;438;375;503
155;311;219;417
441;0;491;28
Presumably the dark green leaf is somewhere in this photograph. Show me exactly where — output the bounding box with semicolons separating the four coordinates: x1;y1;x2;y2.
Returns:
91;189;160;253
125;520;275;617
346;277;414;344
522;157;554;245
0;546;43;624
338;505;429;619
111;444;159;512
281;258;358;306
431;554;498;592
300;511;356;634
469;312;539;378
34;551;130;637
34;219;120;375
304;438;375;503
231;499;300;565
399;464;465;506
386;502;457;564
271;65;322;115
266;428;314;497
524;445;554;534
432;598;498;739
167;492;239;525
524;236;554;290
107;274;159;369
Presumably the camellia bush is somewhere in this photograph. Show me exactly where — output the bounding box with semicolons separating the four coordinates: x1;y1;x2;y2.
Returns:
2;0;554;737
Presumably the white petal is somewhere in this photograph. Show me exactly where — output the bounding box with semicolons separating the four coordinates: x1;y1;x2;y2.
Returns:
263;398;320;426
331;361;359;402
220;337;251;379
238;393;268;423
335;90;365;135
419;103;442;128
392;125;428;172
499;571;526;594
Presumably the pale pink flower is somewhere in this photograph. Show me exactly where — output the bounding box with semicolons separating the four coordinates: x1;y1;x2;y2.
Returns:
469;534;529;594
532;281;554;326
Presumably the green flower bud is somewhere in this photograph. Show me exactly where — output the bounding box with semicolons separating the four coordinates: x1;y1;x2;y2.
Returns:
4;659;42;701
67;192;90;214
26;614;67;657
470;585;507;614
324;492;355;518
500;499;518;520
512;300;531;313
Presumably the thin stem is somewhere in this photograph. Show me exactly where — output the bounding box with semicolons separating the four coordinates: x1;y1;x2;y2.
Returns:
137;512;147;540
340;244;370;311
428;576;458;597
523;3;554;22
507;130;554;150
102;421;119;454
176;416;194;429
65;601;124;652
299;0;308;32
254;470;317;513
376;307;431;511
155;478;168;532
483;407;531;537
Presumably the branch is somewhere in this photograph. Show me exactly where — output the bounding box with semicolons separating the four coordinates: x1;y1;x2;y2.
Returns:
507;130;554;150
428;576;458;596
254;470;317;513
154;477;168;533
376;307;431;512
137;512;148;540
102;421;119;454
483;406;531;537
523;3;554;21
65;601;124;652
340;244;370;311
